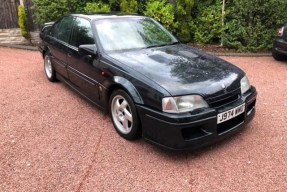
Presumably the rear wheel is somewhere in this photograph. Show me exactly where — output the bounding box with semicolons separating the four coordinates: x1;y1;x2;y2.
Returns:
44;53;57;82
109;90;140;140
272;48;287;61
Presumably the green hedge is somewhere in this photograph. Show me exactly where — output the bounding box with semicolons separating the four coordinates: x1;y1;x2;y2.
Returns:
144;0;176;33
32;0;69;24
84;2;110;12
223;0;287;51
193;0;222;44
31;0;287;51
120;0;138;13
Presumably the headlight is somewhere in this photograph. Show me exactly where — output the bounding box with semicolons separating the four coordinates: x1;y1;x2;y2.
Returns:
240;75;251;94
162;95;209;113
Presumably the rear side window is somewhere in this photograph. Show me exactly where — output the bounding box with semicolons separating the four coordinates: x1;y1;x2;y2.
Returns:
51;16;74;43
70;17;94;47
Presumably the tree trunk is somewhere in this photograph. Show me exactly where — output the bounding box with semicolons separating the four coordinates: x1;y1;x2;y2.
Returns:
67;0;72;13
221;0;225;46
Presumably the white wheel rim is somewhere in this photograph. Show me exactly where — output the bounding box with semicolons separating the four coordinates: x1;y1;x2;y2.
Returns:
111;95;133;134
44;55;52;78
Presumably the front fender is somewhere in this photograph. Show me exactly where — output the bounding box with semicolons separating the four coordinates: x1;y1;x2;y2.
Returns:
112;76;144;104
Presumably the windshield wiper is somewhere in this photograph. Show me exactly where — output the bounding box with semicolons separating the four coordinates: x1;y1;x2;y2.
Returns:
145;41;180;49
166;41;180;46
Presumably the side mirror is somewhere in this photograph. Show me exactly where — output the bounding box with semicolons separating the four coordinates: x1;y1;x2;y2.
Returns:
78;44;97;56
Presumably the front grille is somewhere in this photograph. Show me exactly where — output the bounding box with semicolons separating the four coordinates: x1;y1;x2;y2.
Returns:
206;88;241;108
209;94;240;108
217;113;244;134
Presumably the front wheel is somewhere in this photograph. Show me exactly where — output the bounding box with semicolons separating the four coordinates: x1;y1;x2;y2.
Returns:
109;90;141;140
44;53;57;82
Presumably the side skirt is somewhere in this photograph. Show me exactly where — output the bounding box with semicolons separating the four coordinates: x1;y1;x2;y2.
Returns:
56;73;108;113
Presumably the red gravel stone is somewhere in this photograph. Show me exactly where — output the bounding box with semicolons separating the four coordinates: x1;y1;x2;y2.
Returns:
0;47;286;191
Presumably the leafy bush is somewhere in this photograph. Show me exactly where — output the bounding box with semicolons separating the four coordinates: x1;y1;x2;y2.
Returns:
174;0;195;43
193;0;222;44
32;0;69;24
69;0;93;13
120;0;138;13
84;2;111;13
138;0;148;14
106;0;120;11
18;5;30;39
31;0;287;51
144;0;176;33
224;0;287;51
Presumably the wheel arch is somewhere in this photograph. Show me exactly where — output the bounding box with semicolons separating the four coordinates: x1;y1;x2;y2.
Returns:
42;46;51;58
107;76;144;105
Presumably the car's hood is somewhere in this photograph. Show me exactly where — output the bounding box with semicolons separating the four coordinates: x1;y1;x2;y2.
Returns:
108;44;244;97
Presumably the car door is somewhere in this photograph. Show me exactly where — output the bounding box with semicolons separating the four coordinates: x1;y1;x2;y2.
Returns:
48;16;74;79
66;17;101;103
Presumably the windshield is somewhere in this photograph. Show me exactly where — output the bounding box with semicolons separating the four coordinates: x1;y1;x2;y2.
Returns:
94;18;178;51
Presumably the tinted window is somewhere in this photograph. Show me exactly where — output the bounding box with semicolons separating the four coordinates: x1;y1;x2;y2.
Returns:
70;18;94;47
51;16;74;43
42;25;51;34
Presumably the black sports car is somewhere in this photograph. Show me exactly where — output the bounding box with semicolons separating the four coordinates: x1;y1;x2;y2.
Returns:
39;13;257;150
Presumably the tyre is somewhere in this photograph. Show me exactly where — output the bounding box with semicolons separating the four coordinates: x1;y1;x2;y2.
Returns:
272;48;287;61
44;53;57;82
109;89;141;140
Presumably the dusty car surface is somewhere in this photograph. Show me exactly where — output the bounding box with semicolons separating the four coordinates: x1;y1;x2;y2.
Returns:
39;13;257;150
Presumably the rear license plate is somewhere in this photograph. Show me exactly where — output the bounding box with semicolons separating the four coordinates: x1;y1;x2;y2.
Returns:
217;103;245;124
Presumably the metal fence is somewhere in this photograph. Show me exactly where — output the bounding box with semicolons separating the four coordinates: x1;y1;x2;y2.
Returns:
0;0;20;29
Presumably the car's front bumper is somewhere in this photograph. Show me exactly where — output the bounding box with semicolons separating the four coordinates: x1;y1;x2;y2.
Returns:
136;87;257;151
273;38;287;55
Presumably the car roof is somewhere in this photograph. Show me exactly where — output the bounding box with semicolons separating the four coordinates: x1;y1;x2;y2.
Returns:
71;13;145;20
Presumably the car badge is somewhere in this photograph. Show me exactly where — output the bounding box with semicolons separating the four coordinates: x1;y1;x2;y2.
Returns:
221;84;228;93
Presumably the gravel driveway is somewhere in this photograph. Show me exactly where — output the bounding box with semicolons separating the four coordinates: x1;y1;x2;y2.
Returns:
0;47;286;192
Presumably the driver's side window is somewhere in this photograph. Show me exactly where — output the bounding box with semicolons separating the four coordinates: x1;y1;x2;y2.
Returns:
70;17;94;47
51;16;74;43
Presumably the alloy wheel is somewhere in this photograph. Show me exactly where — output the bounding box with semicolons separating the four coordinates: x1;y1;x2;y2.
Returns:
111;95;133;134
44;55;53;79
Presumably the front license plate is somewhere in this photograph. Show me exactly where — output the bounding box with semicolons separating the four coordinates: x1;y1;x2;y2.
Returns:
217;103;245;124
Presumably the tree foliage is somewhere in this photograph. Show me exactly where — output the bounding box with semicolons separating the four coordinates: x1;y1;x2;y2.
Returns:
69;0;93;13
174;0;195;42
31;0;287;51
18;5;30;39
120;0;138;13
193;0;223;44
84;2;111;12
223;0;287;51
138;0;148;14
144;0;176;33
32;0;68;24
